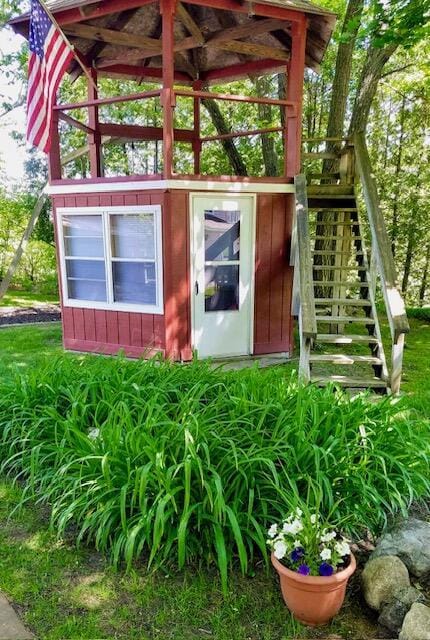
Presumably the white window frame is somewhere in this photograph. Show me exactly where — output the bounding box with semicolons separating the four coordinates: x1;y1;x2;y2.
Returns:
57;205;164;314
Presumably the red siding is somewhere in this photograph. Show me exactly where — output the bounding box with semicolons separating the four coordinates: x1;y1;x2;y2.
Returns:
51;187;293;361
52;190;168;358
254;193;294;355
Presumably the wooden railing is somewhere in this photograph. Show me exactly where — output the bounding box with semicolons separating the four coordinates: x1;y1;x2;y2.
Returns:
291;173;317;381
50;88;299;180
353;133;409;393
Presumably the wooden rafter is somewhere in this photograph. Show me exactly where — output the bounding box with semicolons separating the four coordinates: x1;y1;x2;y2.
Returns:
206;17;292;44
63;23;162;51
176;3;205;44
213;40;290;62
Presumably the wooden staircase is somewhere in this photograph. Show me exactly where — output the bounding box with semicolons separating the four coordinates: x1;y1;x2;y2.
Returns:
291;134;409;394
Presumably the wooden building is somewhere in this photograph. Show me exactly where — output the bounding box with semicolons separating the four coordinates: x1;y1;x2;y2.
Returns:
11;0;409;391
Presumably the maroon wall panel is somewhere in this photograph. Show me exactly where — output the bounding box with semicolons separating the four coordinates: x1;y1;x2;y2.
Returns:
163;191;192;361
254;193;294;355
52;190;168;359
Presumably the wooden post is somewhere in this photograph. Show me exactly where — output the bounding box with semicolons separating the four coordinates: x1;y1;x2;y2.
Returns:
48;110;62;181
192;80;202;175
285;17;306;178
161;0;176;178
87;67;103;177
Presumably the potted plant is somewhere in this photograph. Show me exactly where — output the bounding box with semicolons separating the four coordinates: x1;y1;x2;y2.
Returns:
267;508;356;627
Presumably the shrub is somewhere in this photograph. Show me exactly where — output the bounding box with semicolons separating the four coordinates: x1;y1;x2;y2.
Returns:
0;356;428;591
406;306;430;322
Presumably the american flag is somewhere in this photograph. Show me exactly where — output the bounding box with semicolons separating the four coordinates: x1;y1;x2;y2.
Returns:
26;0;73;153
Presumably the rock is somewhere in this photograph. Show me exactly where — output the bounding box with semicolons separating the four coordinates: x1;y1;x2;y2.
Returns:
362;555;410;611
372;518;430;578
378;586;425;634
399;602;430;640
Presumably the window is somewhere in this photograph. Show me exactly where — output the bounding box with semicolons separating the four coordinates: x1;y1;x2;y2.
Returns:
58;206;163;314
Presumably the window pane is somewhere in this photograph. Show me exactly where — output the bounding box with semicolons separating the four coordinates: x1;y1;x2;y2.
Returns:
66;259;105;280
113;262;156;305
205;265;239;312
63;215;103;237
64;236;104;257
67;279;106;302
111;213;155;260
66;259;107;302
63;216;107;302
205;210;240;262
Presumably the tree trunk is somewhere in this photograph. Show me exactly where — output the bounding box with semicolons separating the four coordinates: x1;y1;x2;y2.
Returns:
348;43;398;135
202;98;247;176
419;241;430;306
0;191;48;300
324;0;364;171
391;96;406;257
255;76;278;177
401;225;416;296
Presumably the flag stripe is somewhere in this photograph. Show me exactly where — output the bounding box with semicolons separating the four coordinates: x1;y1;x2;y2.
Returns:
26;0;73;154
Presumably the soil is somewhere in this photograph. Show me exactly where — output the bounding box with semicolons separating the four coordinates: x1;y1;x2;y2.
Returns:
0;304;61;326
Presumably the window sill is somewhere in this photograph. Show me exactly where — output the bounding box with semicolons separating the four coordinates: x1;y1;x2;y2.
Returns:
63;299;164;315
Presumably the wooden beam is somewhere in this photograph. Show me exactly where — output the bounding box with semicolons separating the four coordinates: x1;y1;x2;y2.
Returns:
212;40;290;62
96;63;191;84
176;88;295;108
70;8;140;81
58;112;95;134
63;23;162;51
286;17;306;177
201;58;284;82
99;122;194;142
87;68;103;178
55;0;157;26
206;17;292;45
185;0;306;22
176;2;205;44
161;0;175;178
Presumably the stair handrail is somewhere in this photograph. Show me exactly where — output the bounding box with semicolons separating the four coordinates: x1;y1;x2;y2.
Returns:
353;132;409;393
291;174;317;380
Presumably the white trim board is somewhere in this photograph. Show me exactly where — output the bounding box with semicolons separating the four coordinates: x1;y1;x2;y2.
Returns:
45;179;296;195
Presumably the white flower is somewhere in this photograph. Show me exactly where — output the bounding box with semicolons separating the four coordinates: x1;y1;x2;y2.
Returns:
88;427;100;440
273;540;287;560
293;539;301;548
267;524;278;539
295;507;303;517
320;548;332;561
283;518;303;536
335;540;351;557
320;530;337;543
310;514;317;524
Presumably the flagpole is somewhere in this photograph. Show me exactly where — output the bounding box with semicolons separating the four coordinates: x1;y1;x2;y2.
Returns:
38;0;98;91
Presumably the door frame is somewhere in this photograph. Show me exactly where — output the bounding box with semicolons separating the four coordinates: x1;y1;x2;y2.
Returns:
189;192;257;359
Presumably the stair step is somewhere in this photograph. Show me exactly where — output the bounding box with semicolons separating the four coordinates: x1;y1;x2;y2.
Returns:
313;281;369;288
309;207;358;212
313;265;367;271
307;173;341;179
316;334;379;344
307;188;354;196
317;316;375;324
308;193;355;199
312;221;360;226
309;354;383;365
314;298;371;306
314;235;363;240
311;375;387;389
312;250;364;256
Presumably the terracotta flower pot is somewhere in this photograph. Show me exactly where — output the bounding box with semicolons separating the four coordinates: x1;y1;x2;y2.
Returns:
271;552;356;627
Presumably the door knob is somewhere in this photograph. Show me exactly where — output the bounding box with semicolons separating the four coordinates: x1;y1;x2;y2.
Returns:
194;280;199;295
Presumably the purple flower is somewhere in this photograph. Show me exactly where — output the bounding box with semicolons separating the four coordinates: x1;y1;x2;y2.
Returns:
297;564;310;575
319;562;334;576
290;547;305;563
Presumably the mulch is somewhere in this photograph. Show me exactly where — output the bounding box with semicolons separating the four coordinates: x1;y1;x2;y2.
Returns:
0;305;61;326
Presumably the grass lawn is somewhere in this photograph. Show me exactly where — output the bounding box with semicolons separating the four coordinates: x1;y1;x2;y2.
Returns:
0;290;59;308
0;318;428;639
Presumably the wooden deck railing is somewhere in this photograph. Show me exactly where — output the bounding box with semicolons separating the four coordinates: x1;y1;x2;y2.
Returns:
353;133;409;393
291;174;317;381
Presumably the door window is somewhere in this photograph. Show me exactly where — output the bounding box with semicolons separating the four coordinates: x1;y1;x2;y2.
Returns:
204;210;240;312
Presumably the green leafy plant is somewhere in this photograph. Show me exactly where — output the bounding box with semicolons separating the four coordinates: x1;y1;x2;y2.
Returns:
0;355;428;592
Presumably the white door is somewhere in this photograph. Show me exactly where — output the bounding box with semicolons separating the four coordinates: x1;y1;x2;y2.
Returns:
191;194;255;359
